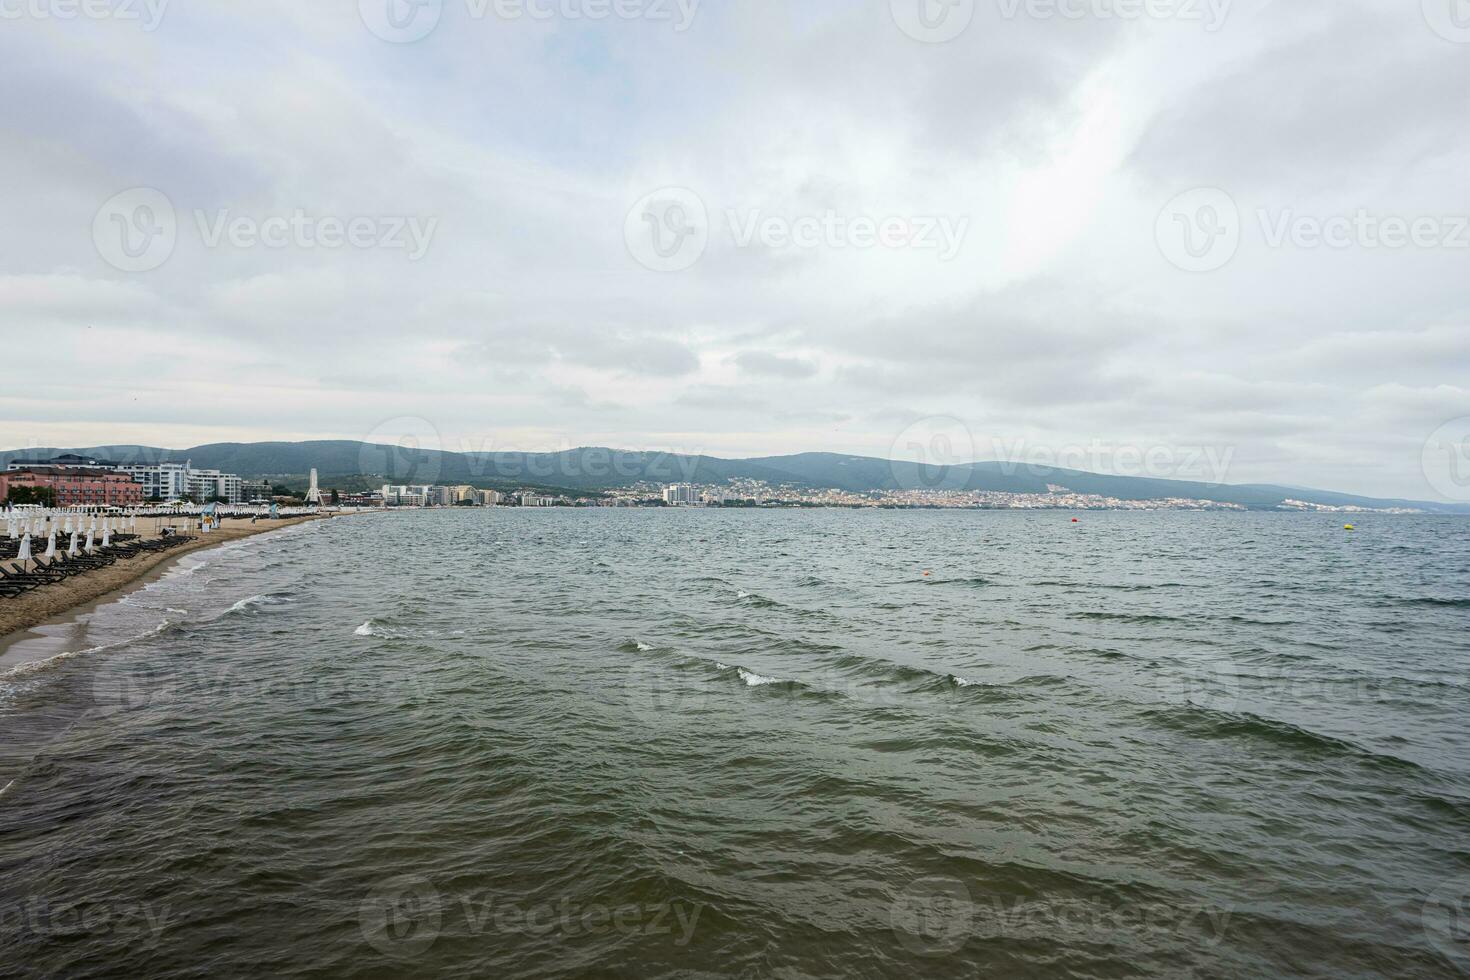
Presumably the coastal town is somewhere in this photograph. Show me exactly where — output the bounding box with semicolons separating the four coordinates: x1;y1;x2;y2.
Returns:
0;453;1420;514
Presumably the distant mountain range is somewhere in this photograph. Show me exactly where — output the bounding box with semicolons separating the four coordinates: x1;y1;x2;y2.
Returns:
4;441;1467;513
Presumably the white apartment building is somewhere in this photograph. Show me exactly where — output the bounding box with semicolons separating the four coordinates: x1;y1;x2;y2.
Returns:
663;484;699;506
116;462;192;501
381;484;434;506
188;469;244;504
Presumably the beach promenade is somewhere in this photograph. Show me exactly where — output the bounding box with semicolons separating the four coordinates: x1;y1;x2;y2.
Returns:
0;514;329;640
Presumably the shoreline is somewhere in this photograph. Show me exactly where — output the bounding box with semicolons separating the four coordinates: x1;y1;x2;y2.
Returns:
0;514;332;654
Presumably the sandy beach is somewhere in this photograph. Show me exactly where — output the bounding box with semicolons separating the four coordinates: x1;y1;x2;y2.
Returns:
0;514;329;642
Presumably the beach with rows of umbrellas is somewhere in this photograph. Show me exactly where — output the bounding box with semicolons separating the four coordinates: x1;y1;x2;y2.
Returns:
0;505;334;642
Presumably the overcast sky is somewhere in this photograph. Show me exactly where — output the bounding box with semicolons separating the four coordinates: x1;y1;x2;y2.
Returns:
1;0;1467;500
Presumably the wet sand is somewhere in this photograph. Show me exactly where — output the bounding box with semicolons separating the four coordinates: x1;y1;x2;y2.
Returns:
0;515;329;645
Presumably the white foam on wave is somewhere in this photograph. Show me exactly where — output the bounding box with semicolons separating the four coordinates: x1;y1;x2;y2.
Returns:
736;667;782;687
349;617;458;640
949;674;981;687
736;590;750;599
0;618;175;684
226;594;295;615
635;641;653;652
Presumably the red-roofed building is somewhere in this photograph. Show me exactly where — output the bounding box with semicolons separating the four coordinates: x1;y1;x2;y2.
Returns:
0;467;143;507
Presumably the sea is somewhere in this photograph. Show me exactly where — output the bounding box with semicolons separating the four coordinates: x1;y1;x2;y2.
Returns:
0;508;1467;978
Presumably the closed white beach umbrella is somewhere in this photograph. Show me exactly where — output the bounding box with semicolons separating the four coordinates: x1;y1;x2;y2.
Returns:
17;532;32;568
62;514;72;534
102;524;112;548
45;530;56;559
68;531;79;557
84;529;95;554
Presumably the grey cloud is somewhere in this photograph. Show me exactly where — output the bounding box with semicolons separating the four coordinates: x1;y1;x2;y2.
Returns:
731;351;818;379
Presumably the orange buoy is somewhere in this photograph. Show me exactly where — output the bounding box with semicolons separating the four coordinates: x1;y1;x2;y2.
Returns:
1072;518;1080;523
922;571;931;577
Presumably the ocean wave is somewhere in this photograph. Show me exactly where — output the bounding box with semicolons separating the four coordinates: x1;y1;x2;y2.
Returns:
1069;611;1186;626
713;661;805;691
0;618;177;684
1137;704;1429;774
226;593;296;615
928;576;995;588
353;618;465;640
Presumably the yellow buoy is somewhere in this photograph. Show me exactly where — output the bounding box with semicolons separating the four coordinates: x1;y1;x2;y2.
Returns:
1344;524;1355;531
